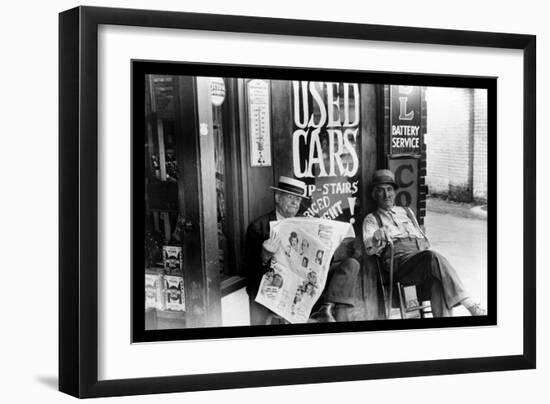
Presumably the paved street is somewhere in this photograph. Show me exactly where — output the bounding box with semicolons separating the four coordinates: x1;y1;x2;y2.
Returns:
424;198;488;316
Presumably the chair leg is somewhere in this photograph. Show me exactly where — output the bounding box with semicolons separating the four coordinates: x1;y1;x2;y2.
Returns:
376;260;391;320
397;282;406;319
388;244;395;319
387;282;393;319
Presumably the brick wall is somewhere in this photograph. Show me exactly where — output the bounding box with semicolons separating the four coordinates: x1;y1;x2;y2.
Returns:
425;87;487;202
419;88;427;221
473;89;488;202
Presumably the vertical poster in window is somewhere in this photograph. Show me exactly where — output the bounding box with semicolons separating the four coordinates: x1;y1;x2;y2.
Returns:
145;274;163;310
164;275;186;312
162;246;183;275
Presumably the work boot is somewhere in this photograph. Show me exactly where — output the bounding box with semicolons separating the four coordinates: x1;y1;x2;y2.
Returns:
309;303;336;322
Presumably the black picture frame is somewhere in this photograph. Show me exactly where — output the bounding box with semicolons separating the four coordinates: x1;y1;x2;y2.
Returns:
59;6;536;398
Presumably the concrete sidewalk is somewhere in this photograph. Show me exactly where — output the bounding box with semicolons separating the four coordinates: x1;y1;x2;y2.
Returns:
424;198;488;316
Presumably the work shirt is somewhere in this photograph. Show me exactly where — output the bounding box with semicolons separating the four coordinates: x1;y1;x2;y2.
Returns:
363;206;427;256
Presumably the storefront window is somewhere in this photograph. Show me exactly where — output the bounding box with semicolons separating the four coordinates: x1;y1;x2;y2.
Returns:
144;75;243;326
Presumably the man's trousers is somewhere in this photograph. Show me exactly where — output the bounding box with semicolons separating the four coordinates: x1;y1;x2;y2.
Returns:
382;238;467;317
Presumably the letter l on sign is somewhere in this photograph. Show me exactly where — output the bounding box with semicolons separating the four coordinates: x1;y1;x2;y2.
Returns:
398;86;414;121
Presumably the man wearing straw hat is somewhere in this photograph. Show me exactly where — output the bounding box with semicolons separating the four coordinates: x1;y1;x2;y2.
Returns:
244;176;361;325
363;169;486;317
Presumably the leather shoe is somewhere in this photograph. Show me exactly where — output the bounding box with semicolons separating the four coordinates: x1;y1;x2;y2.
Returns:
310;303;336;322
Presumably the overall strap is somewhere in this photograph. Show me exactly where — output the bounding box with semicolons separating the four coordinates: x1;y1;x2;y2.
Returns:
372;210;383;229
404;206;428;241
404;207;418;226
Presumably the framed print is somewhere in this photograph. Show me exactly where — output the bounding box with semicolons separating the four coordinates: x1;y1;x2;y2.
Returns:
59;6;536;398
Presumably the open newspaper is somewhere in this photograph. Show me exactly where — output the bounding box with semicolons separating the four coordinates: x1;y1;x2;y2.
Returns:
255;217;355;323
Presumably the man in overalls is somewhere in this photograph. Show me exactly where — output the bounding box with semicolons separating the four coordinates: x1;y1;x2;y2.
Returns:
362;169;486;317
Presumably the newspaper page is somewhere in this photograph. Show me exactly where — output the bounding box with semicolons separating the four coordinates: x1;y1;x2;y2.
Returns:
255;217;355;323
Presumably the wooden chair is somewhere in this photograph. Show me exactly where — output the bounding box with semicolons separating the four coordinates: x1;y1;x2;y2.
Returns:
377;243;431;319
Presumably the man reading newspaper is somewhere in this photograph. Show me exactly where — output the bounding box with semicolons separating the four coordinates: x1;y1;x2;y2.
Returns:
244;176;361;325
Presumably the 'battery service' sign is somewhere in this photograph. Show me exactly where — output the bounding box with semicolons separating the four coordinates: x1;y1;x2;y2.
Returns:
390;86;421;154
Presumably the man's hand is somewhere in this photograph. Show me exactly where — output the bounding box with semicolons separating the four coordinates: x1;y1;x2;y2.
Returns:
372;228;391;245
263;230;281;254
261;231;281;264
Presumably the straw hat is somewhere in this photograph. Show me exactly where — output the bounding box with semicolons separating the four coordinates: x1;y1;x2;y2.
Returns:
270;176;309;199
